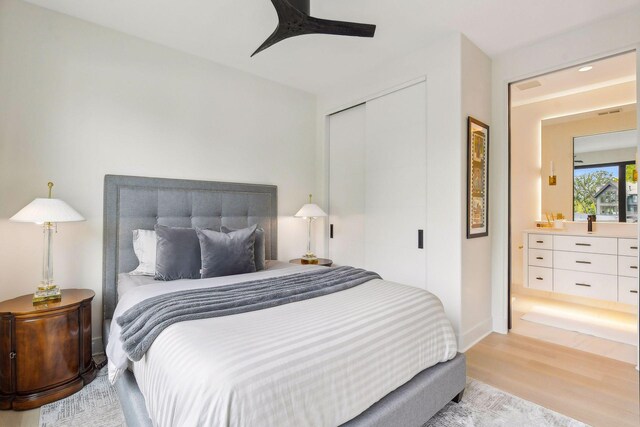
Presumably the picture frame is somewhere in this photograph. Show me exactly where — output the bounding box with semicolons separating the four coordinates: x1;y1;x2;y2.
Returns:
467;116;490;239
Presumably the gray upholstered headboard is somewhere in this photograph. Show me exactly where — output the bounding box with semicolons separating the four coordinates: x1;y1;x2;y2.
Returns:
102;175;277;320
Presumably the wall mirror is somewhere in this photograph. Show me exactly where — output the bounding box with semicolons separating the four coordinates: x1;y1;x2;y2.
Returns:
573;130;637;222
541;105;637;224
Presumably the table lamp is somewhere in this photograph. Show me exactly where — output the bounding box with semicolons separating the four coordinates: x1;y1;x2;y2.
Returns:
10;182;85;303
294;194;327;264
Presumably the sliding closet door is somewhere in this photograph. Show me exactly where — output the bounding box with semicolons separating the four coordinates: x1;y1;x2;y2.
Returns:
328;104;366;268
364;82;427;288
328;82;427;288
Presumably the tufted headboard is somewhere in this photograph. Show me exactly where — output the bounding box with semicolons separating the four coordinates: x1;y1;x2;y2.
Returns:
102;175;277;320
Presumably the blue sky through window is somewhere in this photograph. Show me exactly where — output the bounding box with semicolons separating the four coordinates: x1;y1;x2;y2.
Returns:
574;165;618;178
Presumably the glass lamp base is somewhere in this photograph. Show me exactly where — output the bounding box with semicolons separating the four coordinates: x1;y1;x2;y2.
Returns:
33;285;62;304
300;253;319;264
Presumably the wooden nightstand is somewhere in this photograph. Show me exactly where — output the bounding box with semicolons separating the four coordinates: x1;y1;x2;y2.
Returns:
0;289;96;410
289;258;333;267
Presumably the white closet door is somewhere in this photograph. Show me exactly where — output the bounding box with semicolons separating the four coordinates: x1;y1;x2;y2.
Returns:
364;82;427;288
329;104;366;268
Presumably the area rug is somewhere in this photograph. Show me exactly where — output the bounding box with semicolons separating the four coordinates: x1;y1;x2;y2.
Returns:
39;367;125;427
425;378;588;427
521;307;636;345
39;373;586;427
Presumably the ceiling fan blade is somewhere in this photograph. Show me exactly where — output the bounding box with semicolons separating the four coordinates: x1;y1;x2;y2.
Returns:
251;27;292;57
252;0;307;57
305;16;376;38
270;0;304;23
251;0;376;56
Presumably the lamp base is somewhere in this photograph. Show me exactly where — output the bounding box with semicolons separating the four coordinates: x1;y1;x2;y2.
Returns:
33;285;62;304
300;253;319;264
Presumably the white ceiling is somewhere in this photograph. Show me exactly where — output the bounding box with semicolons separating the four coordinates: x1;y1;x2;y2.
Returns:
23;0;640;94
512;51;637;106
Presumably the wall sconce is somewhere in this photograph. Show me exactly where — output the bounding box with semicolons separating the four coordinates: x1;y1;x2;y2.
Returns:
549;160;557;186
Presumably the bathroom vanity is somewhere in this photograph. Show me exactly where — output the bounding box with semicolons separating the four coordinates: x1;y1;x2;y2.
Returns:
523;228;639;305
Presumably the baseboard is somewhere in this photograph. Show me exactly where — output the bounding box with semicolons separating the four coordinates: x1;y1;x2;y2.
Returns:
92;336;104;356
459;317;493;352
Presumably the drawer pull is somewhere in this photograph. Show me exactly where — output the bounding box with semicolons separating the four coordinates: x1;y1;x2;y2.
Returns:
575;260;591;265
535;256;544;260
9;352;16;359
575;243;591;247
630;246;638;250
536;240;544;244
631;290;638;294
630;266;638;270
536;277;543;280
575;283;591;287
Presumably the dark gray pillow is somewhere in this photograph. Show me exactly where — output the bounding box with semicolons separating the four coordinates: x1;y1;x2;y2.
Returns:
197;225;257;278
221;225;265;271
154;225;201;281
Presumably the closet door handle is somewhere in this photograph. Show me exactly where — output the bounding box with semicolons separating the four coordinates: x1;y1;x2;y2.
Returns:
330;224;334;239
575;283;591;287
575;243;591;247
575;260;591;265
418;230;424;249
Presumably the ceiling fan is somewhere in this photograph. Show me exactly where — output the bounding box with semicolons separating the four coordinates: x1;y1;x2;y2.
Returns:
252;0;376;57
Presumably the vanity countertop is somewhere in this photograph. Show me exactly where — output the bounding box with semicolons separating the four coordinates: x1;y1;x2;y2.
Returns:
524;227;638;239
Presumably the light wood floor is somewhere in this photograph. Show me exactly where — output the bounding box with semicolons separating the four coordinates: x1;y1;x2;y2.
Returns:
467;332;639;427
512;293;637;364
0;406;39;426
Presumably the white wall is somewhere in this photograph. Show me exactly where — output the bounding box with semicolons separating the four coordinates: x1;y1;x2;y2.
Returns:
460;36;493;349
0;0;317;350
491;9;640;333
317;34;493;350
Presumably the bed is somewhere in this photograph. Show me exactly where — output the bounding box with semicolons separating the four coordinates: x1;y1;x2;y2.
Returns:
102;175;465;427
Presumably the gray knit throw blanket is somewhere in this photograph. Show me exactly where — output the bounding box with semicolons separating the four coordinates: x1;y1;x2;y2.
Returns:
117;266;381;361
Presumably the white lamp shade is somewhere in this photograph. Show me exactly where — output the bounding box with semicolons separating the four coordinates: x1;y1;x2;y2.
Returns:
10;198;85;223
294;203;327;218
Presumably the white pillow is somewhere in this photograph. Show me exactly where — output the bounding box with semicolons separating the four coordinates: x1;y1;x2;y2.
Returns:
130;229;156;276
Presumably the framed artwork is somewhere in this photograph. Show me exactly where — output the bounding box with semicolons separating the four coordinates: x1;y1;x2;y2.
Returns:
467;116;490;239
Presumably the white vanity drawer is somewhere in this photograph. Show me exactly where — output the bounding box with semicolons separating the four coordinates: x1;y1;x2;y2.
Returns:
528;249;552;268
527;266;553;291
618;256;639;278
553;269;617;302
528;234;552;250
618;276;639;305
553;235;617;255
553;251;617;275
618;239;639;257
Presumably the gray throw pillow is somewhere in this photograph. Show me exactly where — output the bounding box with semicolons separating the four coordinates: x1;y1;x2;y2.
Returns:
154;225;201;281
221;225;266;271
197;225;257;278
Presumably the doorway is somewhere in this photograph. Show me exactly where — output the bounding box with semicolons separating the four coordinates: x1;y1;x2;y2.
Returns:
508;51;639;364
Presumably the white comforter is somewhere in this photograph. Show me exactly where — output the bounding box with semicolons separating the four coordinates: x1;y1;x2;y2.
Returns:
107;263;457;427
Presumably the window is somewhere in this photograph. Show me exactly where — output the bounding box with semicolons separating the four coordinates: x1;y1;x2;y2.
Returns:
573;162;637;223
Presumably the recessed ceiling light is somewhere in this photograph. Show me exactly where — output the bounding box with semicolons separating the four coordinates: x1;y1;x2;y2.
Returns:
578;66;593;72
